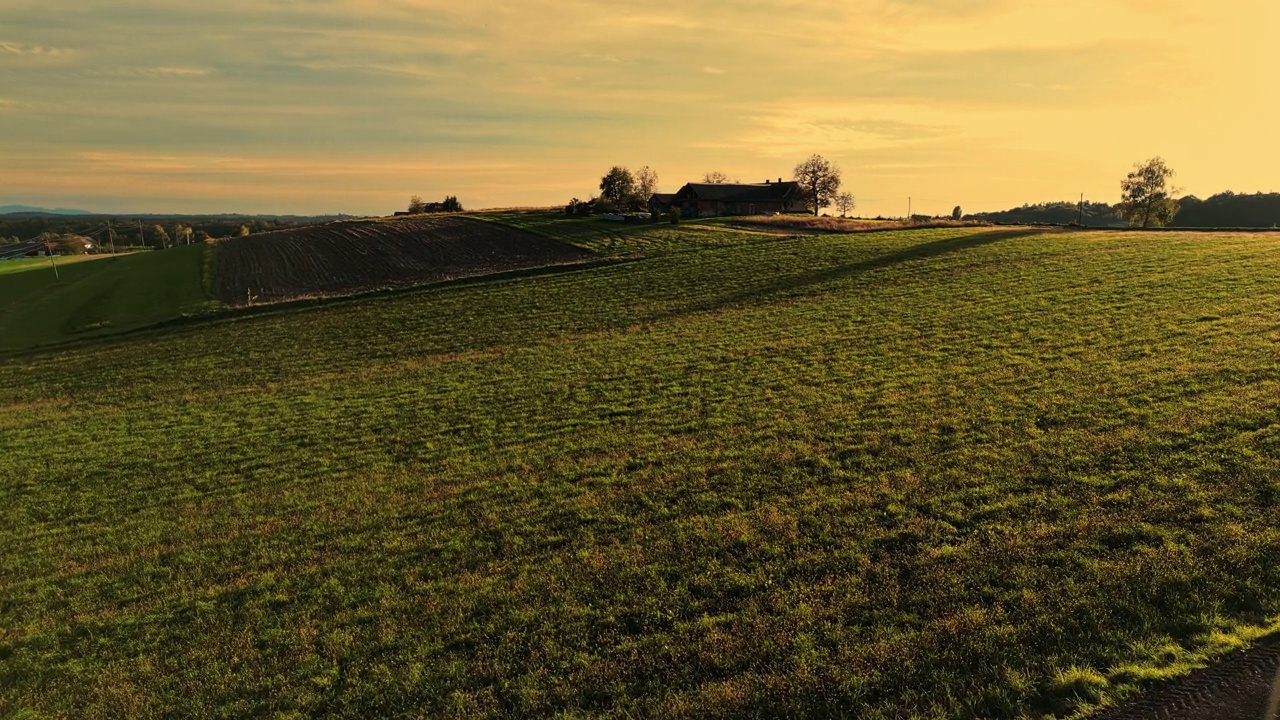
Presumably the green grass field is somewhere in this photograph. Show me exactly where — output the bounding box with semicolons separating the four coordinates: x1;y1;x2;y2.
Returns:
0;246;211;352
474;210;768;255
4;225;1280;718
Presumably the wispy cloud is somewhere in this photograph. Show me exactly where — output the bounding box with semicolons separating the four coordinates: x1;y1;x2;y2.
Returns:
0;0;1273;215
0;41;72;56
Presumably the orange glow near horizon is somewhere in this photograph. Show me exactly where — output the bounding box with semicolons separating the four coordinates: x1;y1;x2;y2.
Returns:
0;1;1276;216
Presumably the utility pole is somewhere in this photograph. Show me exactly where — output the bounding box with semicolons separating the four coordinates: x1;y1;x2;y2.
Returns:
138;220;145;249
107;219;117;257
1078;193;1085;227
908;197;912;221
43;237;59;279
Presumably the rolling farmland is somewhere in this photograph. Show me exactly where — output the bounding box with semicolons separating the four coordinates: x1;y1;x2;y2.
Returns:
4;224;1280;718
0;246;209;353
211;216;595;305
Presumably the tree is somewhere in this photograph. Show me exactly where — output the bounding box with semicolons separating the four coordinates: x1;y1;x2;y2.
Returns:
599;166;636;209
835;192;856;218
237;225;251;237
442;195;463;212
408;196;427;214
702;171;729;184
634;166;659;206
793;154;842;216
951;206;963;221
1120;157;1180;228
152;224;172;248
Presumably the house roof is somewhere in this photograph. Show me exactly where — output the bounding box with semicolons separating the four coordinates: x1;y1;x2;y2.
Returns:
676;181;801;203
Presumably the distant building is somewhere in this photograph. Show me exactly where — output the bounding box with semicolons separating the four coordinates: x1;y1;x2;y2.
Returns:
648;193;677;214
672;179;806;217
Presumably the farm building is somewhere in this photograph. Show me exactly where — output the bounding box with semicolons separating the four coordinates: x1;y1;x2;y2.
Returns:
672;180;807;217
648;193;677;214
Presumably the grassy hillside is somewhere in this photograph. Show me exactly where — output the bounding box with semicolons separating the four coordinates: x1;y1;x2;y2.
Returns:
0;246;211;352
474;210;767;255
4;227;1280;718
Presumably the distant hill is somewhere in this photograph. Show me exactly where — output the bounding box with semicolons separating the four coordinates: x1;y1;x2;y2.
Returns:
0;205;93;216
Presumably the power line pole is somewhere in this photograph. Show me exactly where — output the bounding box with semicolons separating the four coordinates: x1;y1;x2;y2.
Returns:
107;219;117;257
43;237;59;279
908;197;912;221
138;220;145;249
1078;193;1084;227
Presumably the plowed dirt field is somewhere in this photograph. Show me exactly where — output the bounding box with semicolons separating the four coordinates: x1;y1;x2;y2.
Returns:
212;215;594;305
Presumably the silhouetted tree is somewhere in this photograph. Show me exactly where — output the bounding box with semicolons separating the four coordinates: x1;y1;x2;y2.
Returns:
951;206;963;221
793;154;842;216
634;166;659;207
835;192;856;217
702;171;729;184
1120;157;1180;228
599;166;636;209
408;196;427;214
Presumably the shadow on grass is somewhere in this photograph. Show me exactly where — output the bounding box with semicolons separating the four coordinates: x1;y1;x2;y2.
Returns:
659;227;1048;320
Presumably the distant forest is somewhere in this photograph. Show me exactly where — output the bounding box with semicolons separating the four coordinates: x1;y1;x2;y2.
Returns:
0;214;346;245
969;192;1280;228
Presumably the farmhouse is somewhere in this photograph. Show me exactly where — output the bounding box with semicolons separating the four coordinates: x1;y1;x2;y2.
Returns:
672;179;806;217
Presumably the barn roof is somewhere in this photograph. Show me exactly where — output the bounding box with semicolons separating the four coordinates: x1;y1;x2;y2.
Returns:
675;181;801;202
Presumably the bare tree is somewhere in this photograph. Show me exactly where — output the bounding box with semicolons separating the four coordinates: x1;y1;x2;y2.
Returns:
1120;157;1180;228
408;196;427;214
793;154;842;216
634;166;659;206
702;171;729;184
835;192;856;218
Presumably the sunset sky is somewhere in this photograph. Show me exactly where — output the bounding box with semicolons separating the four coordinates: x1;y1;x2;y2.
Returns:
1;0;1276;216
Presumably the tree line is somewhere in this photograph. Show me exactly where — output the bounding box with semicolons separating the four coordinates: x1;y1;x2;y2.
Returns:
405;196;464;214
971;190;1280;229
0;216;329;247
970;157;1280;229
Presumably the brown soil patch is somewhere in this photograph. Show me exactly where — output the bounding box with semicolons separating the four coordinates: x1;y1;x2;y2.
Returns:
212;216;594;305
1093;635;1280;720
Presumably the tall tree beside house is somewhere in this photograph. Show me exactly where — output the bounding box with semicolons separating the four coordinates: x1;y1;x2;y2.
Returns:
441;195;464;212
793;154;842;216
599;166;637;210
1120;157;1180;228
634;166;659;207
408;196;427;214
952;206;963;221
702;171;729;184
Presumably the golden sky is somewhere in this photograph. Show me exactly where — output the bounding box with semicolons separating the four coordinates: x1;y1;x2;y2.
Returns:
0;0;1275;216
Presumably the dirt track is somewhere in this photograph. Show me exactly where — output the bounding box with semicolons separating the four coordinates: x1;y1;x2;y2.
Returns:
1092;636;1280;720
212;216;593;305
